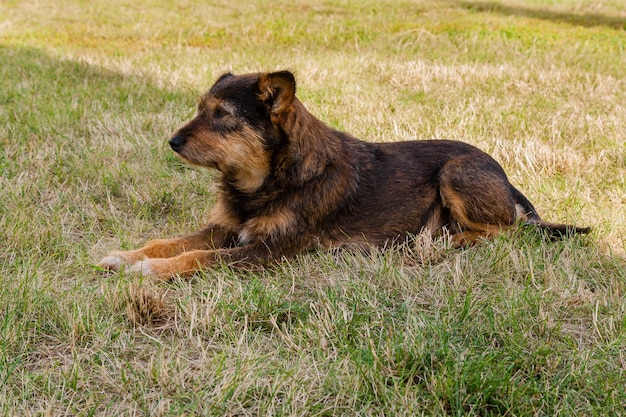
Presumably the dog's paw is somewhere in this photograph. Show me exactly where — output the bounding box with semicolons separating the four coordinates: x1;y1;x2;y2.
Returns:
127;258;180;280
98;248;151;272
127;258;156;276
99;251;204;279
97;253;176;279
98;252;130;272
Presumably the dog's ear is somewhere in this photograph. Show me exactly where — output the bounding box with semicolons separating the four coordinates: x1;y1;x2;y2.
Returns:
258;71;296;125
216;72;234;83
209;72;235;94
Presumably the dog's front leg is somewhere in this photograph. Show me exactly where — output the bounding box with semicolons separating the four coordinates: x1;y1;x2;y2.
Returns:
98;225;237;272
126;249;221;279
128;240;294;280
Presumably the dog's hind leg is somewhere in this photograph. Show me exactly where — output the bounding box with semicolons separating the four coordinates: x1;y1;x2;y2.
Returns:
438;155;518;246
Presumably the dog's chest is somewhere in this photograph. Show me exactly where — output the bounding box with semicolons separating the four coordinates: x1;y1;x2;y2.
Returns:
236;208;297;245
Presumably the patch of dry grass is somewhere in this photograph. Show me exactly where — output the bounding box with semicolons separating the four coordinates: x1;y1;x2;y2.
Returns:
1;0;625;415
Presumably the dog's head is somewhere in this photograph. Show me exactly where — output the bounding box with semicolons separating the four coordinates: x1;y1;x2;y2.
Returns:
169;71;297;192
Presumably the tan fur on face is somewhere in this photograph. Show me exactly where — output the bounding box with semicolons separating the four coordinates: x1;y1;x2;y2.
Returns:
224;126;271;192
179;124;270;193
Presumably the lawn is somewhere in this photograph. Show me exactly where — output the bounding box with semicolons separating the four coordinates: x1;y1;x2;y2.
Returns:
1;0;625;415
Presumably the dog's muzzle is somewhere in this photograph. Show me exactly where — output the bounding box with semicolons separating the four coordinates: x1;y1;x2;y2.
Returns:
169;135;186;152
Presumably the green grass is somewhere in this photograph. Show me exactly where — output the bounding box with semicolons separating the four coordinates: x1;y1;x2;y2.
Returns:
1;0;626;415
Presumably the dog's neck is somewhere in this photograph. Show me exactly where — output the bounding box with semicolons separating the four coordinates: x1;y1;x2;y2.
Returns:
273;98;346;184
219;98;360;221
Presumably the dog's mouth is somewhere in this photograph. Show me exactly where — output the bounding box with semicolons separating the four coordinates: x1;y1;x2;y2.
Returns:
168;141;221;172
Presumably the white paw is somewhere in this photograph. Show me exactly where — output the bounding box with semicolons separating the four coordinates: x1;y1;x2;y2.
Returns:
98;253;129;271
128;259;156;276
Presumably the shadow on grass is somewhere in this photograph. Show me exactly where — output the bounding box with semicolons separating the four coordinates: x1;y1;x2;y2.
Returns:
0;45;188;149
0;45;195;262
458;1;626;30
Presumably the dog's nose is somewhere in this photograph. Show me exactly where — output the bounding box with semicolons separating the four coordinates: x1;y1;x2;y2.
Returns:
169;135;186;152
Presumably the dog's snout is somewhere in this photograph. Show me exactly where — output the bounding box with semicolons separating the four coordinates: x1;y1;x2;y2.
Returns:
169;135;186;152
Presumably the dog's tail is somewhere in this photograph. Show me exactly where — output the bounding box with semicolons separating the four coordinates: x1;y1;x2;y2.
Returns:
528;221;591;237
511;186;591;237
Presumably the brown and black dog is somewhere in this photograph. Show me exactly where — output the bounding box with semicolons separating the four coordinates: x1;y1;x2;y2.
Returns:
98;70;589;279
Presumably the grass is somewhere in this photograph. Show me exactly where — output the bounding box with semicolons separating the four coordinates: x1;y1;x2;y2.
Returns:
1;0;625;415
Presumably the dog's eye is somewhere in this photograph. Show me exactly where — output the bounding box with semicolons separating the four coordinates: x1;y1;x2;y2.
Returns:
213;106;229;119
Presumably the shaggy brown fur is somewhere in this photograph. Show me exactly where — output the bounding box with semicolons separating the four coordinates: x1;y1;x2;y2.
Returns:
98;71;589;279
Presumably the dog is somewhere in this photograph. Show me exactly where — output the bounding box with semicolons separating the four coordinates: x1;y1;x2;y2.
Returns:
98;70;589;279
